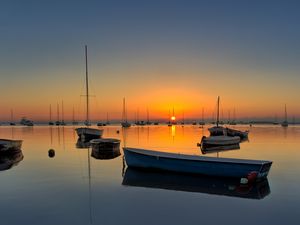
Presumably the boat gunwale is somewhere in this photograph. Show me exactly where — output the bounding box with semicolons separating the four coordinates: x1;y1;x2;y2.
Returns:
124;147;272;166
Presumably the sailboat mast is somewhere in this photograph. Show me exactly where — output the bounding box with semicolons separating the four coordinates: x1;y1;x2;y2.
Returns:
202;107;204;123
85;45;90;126
10;109;14;123
61;100;64;123
72;106;75;123
122;98;126;123
285;104;287;122
57;103;60;122
49;104;52;121
217;96;220;127
147;108;149;123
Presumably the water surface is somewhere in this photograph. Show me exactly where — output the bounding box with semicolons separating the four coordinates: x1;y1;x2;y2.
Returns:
0;125;299;225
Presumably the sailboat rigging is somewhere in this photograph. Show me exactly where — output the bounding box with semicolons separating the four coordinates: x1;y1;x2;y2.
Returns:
75;45;103;141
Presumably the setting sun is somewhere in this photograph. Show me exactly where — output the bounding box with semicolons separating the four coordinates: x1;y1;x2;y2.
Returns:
171;116;176;121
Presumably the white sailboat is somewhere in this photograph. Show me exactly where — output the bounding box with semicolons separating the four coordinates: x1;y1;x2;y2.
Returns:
75;45;103;141
121;98;131;128
281;104;288;127
201;96;240;148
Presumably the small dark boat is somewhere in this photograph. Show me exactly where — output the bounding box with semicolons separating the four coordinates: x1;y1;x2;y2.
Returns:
124;148;272;182
90;138;121;159
200;135;241;148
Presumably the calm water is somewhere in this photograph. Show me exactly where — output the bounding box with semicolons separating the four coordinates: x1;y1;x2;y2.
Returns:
0;125;299;225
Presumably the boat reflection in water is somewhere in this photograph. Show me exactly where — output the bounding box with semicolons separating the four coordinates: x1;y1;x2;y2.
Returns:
122;168;270;200
200;144;240;155
0;149;24;171
76;139;91;149
91;138;121;160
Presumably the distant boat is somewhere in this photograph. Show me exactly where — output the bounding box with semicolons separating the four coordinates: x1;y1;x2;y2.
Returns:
122;168;270;199
0;139;23;153
124;148;272;181
153;122;159;125
121;98;131;128
48;104;54;125
281;104;288;127
75;45;103;141
20;117;34;126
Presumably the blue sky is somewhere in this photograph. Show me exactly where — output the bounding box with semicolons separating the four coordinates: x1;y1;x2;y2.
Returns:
1;0;300;120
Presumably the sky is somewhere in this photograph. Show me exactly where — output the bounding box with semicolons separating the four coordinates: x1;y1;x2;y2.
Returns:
1;0;300;122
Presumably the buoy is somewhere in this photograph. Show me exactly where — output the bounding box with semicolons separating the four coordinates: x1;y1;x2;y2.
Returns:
48;149;55;158
240;178;248;184
247;171;258;183
116;130;120;134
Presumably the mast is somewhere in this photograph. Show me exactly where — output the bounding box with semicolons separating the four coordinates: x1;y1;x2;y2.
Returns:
202;107;204;123
285;104;287;122
49;104;52;122
106;112;109;124
168;109;171;124
85;45;90;126
10;109;14;123
72;106;75;123
57;103;60;123
147;107;149;123
122;98;127;123
216;96;220;127
182;111;184;124
61;100;64;124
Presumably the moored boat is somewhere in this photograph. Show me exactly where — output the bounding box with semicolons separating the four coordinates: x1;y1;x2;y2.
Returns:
0;139;23;152
20;117;34;126
75;45;103;140
209;126;249;139
200;135;241;148
91;138;121;159
75;127;103;142
124;147;272;181
90;138;120;152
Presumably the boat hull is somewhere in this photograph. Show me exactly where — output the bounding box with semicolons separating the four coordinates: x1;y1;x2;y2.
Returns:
0;139;23;152
209;126;249;139
75;127;103;141
124;148;272;181
201;136;241;148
